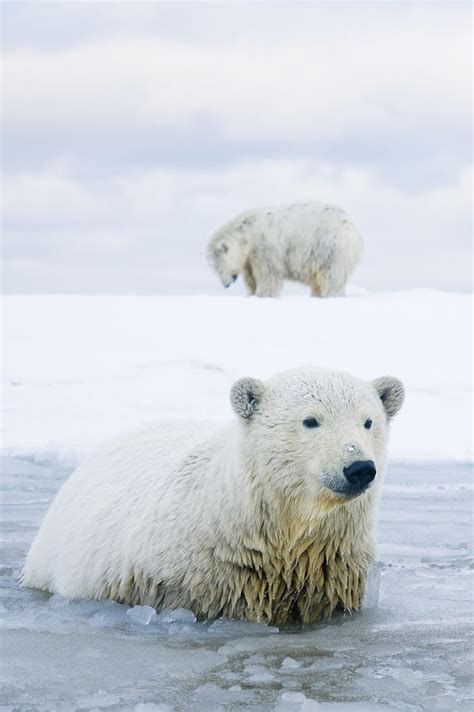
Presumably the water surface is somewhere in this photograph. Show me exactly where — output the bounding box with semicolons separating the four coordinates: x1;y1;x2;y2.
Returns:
1;457;472;711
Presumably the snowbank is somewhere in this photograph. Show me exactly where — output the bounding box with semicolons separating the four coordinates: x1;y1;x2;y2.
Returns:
2;290;472;463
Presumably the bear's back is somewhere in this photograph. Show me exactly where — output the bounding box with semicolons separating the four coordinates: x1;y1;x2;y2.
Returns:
21;421;216;598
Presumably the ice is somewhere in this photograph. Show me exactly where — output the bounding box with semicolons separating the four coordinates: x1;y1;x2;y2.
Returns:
88;601;129;628
361;561;381;609
156;607;196;624
1;291;472;709
191;681;260;709
209;617;279;636
281;657;302;670
126;605;157;625
74;691;121;708
275;692;321;711
275;692;307;711
1;457;472;711
244;669;278;685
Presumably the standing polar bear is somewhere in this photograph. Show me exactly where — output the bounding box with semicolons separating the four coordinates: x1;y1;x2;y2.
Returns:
207;202;363;297
22;367;404;625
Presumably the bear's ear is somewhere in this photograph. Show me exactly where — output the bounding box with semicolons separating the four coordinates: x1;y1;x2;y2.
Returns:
230;377;265;420
372;376;405;418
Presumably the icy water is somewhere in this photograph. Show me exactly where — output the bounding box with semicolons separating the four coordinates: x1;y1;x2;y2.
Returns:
1;457;472;712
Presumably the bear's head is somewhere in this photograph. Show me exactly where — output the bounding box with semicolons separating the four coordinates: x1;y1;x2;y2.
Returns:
230;368;404;512
207;218;253;288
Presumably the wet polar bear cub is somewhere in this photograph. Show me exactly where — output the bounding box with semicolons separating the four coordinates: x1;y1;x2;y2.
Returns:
22;368;404;625
207;202;363;297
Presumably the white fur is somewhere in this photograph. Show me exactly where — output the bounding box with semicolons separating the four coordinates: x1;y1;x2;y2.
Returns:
22;368;404;624
207;202;363;297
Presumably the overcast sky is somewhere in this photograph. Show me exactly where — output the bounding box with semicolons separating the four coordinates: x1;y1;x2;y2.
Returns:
2;1;472;294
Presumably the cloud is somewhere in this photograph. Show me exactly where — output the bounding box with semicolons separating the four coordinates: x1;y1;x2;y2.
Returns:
1;2;472;293
3;6;471;159
3;158;472;293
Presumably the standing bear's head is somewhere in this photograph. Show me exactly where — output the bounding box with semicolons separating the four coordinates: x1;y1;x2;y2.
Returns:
230;367;404;513
207;214;253;288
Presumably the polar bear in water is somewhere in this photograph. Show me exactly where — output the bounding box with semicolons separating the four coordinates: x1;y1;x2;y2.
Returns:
207;202;363;297
22;367;404;625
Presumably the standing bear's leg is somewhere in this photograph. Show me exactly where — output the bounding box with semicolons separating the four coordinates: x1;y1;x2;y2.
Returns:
254;271;284;297
310;265;347;298
249;251;284;297
309;269;327;298
255;280;283;298
243;260;257;296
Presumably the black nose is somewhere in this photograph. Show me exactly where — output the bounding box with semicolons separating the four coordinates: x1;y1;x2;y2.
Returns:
232;274;237;282
343;460;376;489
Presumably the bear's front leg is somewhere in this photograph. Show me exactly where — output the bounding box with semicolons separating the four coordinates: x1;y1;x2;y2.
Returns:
243;260;257;295
255;278;283;298
249;247;283;297
252;264;284;297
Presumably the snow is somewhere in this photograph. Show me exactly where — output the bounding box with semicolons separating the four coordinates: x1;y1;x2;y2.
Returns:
2;291;472;462
1;290;472;709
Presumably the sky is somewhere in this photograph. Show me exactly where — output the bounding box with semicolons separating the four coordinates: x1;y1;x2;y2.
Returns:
2;1;472;294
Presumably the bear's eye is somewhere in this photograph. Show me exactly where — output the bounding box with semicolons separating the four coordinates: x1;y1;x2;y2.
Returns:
364;419;373;430
303;417;319;429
